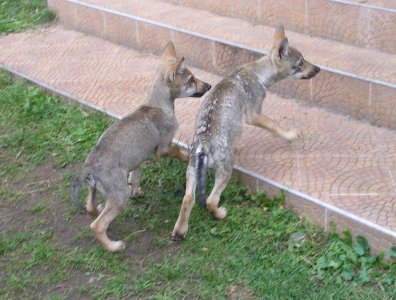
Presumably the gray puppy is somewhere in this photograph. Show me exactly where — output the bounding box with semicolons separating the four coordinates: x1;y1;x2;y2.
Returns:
172;26;320;240
72;42;211;252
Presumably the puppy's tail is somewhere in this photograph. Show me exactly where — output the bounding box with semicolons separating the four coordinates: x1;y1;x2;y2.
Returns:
72;172;95;213
196;146;208;207
72;175;86;212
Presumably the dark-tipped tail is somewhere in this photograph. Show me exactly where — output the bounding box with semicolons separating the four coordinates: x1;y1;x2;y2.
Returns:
196;151;208;206
72;175;86;212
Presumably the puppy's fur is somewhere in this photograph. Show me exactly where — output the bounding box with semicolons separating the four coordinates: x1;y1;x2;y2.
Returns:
172;26;320;240
72;42;211;252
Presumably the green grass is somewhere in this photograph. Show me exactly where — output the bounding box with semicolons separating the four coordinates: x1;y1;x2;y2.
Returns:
0;0;55;34
0;72;395;299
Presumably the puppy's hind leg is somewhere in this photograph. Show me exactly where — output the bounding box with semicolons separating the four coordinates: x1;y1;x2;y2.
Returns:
90;198;127;252
172;165;196;241
206;166;232;220
90;174;129;252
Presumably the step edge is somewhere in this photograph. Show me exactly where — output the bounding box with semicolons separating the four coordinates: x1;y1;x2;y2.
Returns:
63;0;396;90
331;0;396;13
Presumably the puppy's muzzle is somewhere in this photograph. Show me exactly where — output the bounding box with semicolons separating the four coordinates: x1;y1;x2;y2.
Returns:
192;83;212;98
301;65;321;80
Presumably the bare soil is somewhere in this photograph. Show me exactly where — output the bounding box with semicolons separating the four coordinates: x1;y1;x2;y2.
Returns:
0;159;181;299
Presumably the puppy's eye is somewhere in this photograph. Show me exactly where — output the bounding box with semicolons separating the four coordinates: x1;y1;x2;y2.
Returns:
298;60;304;67
189;76;195;84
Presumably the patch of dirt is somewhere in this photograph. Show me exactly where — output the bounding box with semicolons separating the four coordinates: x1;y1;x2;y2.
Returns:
0;160;71;233
226;282;258;300
0;159;180;298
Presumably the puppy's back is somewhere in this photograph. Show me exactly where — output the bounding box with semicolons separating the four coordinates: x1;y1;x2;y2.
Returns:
84;105;167;172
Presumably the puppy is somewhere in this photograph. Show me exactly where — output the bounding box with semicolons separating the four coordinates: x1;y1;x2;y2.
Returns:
172;26;320;240
72;42;211;251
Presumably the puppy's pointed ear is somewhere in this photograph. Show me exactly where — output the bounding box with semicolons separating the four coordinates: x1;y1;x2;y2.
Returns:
175;57;186;74
272;25;289;60
273;25;286;45
161;41;176;59
278;37;289;59
164;57;185;82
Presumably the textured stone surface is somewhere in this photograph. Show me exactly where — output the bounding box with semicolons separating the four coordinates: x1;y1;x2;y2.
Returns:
162;0;396;54
371;85;396;129
172;31;215;72
48;0;396;130
103;14;139;48
1;28;395;248
67;0;396;84
307;0;360;45
258;0;306;32
358;7;396;54
74;2;105;36
310;72;370;120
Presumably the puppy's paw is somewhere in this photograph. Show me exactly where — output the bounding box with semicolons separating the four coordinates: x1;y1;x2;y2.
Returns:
87;208;99;217
171;231;186;242
130;186;145;197
171;223;187;241
215;206;228;220
106;240;126;252
284;129;301;141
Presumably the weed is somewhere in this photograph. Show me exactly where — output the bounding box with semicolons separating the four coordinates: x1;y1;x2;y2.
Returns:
316;226;396;290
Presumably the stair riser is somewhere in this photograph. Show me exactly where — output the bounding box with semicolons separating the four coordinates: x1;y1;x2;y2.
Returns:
48;0;396;129
162;0;396;55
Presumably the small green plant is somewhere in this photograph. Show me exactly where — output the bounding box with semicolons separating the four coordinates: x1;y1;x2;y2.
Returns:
222;182;285;210
316;226;396;287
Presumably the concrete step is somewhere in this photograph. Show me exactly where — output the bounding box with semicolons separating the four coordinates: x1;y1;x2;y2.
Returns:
162;0;396;55
48;0;396;130
1;27;395;253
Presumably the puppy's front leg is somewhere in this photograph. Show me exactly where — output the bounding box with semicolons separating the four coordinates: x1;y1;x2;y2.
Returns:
128;168;144;197
86;185;98;216
156;143;189;162
167;144;189;162
246;113;300;141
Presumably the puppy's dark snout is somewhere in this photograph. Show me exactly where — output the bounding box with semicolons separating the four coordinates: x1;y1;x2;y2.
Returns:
192;82;212;98
314;65;321;73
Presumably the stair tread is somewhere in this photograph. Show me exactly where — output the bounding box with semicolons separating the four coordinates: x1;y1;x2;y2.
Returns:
80;0;396;87
1;26;395;235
